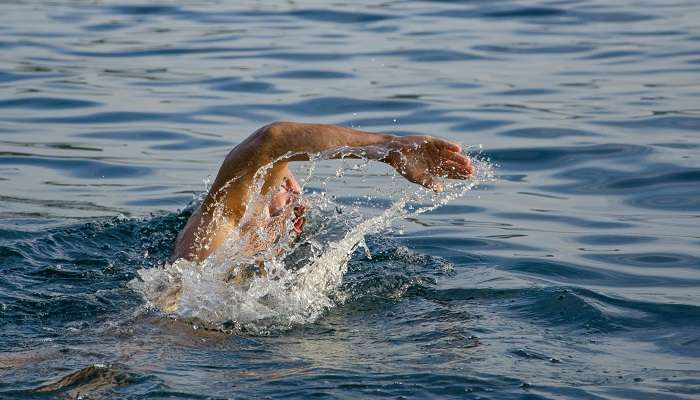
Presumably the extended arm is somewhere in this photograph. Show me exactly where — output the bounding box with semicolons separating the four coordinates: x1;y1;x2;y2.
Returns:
170;122;473;262
246;122;473;189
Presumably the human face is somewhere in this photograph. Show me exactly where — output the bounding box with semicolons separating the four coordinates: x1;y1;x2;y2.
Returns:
268;174;305;234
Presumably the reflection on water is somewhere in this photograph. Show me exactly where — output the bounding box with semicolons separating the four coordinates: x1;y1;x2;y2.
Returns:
1;0;700;398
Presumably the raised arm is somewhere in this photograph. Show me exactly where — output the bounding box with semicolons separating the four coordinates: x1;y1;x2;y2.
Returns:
171;122;473;262
256;122;473;189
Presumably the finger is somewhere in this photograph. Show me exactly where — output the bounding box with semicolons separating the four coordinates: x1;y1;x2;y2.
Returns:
442;149;472;166
445;153;475;176
432;137;461;153
439;160;472;179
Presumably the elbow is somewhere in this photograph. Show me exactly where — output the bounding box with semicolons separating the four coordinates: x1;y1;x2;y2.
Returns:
254;121;296;158
259;121;294;141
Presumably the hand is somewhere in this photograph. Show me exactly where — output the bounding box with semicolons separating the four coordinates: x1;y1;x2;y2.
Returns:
384;136;474;192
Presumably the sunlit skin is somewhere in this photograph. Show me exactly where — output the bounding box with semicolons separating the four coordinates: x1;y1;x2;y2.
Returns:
170;122;474;263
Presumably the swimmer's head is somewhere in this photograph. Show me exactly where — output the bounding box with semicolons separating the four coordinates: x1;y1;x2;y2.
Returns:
269;175;305;234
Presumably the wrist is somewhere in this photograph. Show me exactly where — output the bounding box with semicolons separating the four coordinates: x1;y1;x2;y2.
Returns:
378;135;402;167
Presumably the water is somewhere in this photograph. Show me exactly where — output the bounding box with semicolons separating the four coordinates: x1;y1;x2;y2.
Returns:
1;0;699;398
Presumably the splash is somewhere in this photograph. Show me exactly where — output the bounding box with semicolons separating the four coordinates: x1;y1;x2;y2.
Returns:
130;149;494;334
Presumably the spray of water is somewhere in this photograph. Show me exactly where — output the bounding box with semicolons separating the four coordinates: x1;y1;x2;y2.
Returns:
130;149;494;334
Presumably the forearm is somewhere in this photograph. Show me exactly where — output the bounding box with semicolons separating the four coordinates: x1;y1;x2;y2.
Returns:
207;122;383;193
260;121;398;162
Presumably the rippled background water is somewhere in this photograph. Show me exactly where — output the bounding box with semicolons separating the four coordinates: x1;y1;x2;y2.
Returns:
2;0;700;398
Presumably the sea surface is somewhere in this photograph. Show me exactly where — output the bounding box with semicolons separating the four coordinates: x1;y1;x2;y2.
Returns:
1;0;700;399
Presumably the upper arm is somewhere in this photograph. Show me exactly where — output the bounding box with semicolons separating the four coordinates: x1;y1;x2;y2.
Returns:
171;125;283;262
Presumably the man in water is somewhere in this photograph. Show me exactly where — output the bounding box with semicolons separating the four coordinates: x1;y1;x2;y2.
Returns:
170;122;474;263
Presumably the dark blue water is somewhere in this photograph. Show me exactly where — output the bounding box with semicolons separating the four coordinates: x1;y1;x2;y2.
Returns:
2;0;700;398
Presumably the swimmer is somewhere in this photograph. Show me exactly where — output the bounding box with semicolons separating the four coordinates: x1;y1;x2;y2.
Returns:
170;122;474;263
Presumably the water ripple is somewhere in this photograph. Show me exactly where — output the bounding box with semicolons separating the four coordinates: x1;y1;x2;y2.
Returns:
543;165;700;210
584;252;700;269
488;144;651;170
596;115;700;130
253;96;427;116
13;111;200;125
0;153;151;179
0;97;99;109
77;130;230;151
289;9;394;24
499;127;598;138
264;70;354;79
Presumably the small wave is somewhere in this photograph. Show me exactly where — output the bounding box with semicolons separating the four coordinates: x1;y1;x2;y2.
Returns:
0;97;100;109
32;364;137;398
